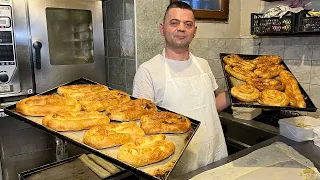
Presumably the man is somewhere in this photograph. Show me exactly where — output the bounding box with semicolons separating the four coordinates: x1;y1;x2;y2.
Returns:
133;1;229;176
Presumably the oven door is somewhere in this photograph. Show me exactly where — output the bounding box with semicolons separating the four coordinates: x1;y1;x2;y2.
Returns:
27;0;105;93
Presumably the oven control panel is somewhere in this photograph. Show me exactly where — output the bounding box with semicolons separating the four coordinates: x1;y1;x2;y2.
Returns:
0;0;20;94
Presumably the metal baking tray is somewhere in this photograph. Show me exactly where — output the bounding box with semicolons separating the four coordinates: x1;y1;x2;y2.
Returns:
220;53;317;112
19;154;133;180
5;77;201;180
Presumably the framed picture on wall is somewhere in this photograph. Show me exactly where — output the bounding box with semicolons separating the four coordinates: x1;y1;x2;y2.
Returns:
170;0;229;20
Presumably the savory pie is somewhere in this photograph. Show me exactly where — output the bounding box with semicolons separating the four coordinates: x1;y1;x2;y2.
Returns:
140;111;191;134
117;134;175;167
16;95;81;116
231;84;260;102
57;84;109;100
42;111;110;131
106;98;157;121
83;122;145;149
79;90;131;111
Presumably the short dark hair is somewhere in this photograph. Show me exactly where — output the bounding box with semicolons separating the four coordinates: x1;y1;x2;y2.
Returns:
163;1;194;22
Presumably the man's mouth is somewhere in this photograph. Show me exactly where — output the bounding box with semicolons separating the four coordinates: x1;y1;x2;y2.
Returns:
175;35;186;39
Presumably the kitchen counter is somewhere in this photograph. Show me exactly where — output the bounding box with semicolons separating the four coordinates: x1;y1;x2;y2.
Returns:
219;111;279;135
218;111;279;154
174;135;320;179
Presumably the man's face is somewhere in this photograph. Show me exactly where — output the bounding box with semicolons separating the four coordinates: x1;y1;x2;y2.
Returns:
160;8;197;49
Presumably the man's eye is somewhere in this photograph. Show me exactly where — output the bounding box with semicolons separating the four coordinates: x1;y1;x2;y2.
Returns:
185;23;193;27
170;21;178;25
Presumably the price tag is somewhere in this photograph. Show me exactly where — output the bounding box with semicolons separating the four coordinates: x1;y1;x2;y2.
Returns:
0;84;10;92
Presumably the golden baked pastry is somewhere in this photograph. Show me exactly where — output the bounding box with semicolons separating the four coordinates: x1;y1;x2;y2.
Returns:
106;98;157;121
231;84;260;102
42;111;110;131
16;95;82;116
57;84;109;100
251;55;282;67
279;70;306;108
79;90;131;111
225;65;256;81
223;54;256;71
246;78;285;91
117;134;175;167
140;111;191;134
257;89;290;106
83;122;145;149
279;70;297;85
253;64;285;79
285;82;306;108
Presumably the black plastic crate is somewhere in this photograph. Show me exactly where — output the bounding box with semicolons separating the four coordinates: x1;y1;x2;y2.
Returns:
296;10;320;33
251;13;295;35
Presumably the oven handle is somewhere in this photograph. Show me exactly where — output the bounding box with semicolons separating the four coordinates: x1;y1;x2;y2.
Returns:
33;41;42;69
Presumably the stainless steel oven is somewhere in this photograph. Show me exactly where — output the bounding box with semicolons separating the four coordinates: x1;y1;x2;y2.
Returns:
0;0;105;179
0;0;105;99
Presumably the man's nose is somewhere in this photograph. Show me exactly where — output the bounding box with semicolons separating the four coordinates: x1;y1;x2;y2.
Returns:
177;23;186;32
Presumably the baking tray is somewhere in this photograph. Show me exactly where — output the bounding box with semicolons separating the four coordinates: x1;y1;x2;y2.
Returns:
19;154;133;180
5;77;201;180
220;53;317;112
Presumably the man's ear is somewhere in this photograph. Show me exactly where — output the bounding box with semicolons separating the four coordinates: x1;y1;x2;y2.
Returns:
193;25;197;38
160;23;164;36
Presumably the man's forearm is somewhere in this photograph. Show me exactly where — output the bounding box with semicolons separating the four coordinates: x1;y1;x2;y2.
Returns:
215;91;230;112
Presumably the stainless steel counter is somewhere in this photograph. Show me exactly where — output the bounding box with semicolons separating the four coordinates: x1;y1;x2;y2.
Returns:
219;112;279;135
218;111;279;154
174;135;320;179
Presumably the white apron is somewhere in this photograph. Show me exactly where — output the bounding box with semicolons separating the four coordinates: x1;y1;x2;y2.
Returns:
160;50;228;177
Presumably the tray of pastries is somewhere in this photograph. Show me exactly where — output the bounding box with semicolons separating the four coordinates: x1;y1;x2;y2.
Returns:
220;53;317;112
5;78;200;180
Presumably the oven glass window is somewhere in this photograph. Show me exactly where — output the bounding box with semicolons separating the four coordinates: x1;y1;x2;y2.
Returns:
46;8;94;65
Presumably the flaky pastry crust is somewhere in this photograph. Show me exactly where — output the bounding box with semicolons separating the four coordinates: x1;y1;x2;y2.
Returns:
57;84;109;100
231;84;260;102
225;65;256;81
16;95;81;116
285;82;306;108
106;98;157;121
257;89;290;106
223;54;256;71
279;70;297;85
246;78;285;91
251;55;282;66
254;64;285;79
279;70;306;108
42;111;110;131
83;122;145;149
117;134;175;167
79;90;130;111
140;111;191;134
